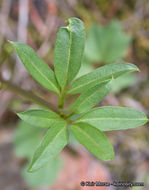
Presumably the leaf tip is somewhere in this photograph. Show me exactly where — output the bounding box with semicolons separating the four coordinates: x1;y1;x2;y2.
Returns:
27;168;32;173
16;112;22;118
105;151;115;161
27;163;35;173
27;168;34;173
8;40;15;45
8;40;18;50
136;67;140;72
131;63;140;72
103;144;115;161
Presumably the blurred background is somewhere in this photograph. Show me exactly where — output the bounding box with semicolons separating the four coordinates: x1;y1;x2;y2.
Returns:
0;0;149;190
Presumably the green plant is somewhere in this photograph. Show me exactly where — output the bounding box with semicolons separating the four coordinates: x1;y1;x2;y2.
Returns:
9;17;148;172
14;121;62;187
84;20;131;64
82;20;136;93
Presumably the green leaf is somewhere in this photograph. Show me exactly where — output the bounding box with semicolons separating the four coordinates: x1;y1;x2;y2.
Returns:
70;122;114;160
17;109;64;128
9;41;59;94
75;106;148;131
54;17;85;89
28;122;68;172
71;81;112;113
84;20;131;64
23;157;62;187
68;62;139;94
14;121;42;159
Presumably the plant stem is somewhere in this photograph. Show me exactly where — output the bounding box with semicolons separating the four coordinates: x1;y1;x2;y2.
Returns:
58;88;66;109
0;75;60;114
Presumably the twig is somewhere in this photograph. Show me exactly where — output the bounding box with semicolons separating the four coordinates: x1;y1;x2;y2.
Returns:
18;0;29;43
14;0;29;83
0;75;59;114
0;0;13;46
